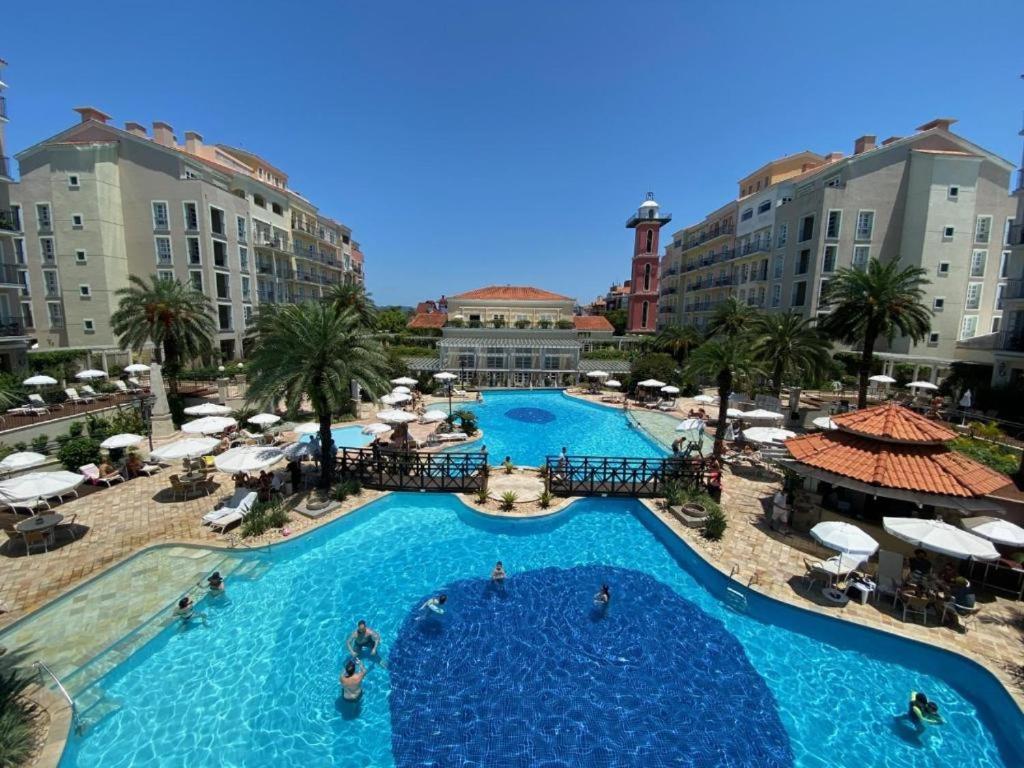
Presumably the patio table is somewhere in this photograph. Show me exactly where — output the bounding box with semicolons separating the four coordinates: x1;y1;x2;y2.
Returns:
15;512;64;552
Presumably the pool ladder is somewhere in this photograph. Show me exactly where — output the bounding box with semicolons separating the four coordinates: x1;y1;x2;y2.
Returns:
34;660;82;735
725;565;749;614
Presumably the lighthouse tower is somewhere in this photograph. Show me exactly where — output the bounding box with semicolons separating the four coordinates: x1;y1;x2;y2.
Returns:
625;192;671;333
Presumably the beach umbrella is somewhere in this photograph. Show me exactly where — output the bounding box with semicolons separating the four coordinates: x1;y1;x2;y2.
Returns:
811;521;879;557
362;422;392;435
124;363;150;374
812;416;837;430
75;369;108;380
391;376;418;387
183;402;233;417
0;452;47;473
694;394;716;404
586;370;610;379
214;446;285;474
661;385;680;395
22;375;57;387
676;418;704;432
247;413;281;426
959;390;973;409
0;471;85;502
150;437;220;461
637;379;666;388
376;409;417;424
962;516;1024;548
421;410;448;423
726;408;745;418
392;386;412;395
906;381;938;391
741;409;785;421
282;442;313;460
100;433;145;450
605;380;621;388
883;517;999;560
433;372;458;382
381;392;412;406
868;375;896;384
181;416;237;435
742;427;796;444
292;422;321;435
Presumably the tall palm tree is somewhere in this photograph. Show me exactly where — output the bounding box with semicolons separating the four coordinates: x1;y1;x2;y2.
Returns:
819;258;931;409
654;325;703;364
751;312;832;400
707;296;753;340
325;283;377;329
685;338;763;457
245;303;389;489
111;275;215;394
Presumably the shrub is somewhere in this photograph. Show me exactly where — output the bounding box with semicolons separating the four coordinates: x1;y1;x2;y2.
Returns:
0;648;38;768
662;480;685;508
0;445;12;462
514;319;531;329
582;347;630;360
85;414;113;442
30;435;49;456
242;500;290;538
453;410;478;437
500;491;518;511
539;490;553;509
702;507;727;541
57;436;101;471
446;317;465;328
344;478;362;496
332;483;349;503
952;437;1020;476
491;317;506;328
12;443;26;453
537;319;553;329
68;422;85;438
502;458;514;475
111;408;145;436
555;319;574;330
475;488;490;505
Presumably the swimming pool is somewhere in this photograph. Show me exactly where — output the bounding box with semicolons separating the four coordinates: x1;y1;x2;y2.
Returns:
301;425;373;450
55;494;1021;767
439;389;667;465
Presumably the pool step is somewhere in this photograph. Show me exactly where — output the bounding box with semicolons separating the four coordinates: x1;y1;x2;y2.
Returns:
230;559;272;582
724;586;748;614
76;688;123;733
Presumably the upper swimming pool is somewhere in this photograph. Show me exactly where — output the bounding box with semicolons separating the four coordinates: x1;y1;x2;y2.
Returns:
301;424;373;450
55;494;1022;767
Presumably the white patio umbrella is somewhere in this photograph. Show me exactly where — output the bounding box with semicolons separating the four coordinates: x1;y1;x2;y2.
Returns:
811;521;880;557
361;422;392;435
421;410;448;423
391;376;418;387
149;437;220;461
100;433;145;450
183;402;233;417
292;422;321;435
247;413;281;426
586;370;610;379
381;392;412;406
392;386;412;395
742;427;796;444
868;374;896;384
812;416;837;430
906;381;938;391
741;409;785;421
0;452;47;472
75;369;108;380
181;416;237;434
433;372;458;382
22;375;57;387
282;442;313;460
726;408;745;418
883;517;1000;560
605;380;621;388
0;471;85;502
214;446;285;474
376;409;417;424
694;394;716;404
124;363;150;374
959;390;973;409
676;418;704;432
637;379;666;388
962;516;1024;548
661;385;680;395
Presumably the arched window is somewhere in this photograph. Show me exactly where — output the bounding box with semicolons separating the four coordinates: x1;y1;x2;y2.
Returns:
643;263;651;291
641;301;649;328
645;230;654;253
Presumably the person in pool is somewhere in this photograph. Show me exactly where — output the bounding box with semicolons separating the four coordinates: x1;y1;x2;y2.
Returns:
206;572;225;592
421;594;447;614
594;584;611;606
491;561;506;581
908;691;944;728
346;620;381;656
174;596;206;624
340;658;366;701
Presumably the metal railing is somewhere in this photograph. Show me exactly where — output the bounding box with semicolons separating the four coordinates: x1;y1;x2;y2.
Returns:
545;455;709;497
338;447;489;492
682;224;735;251
34;660;81;734
0;208;20;232
1004;279;1024;301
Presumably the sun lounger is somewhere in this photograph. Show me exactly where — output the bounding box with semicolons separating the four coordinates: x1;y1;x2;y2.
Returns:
6;404;47;417
80;463;124;487
113;380;130;394
138;463;161;476
81;384;109;400
28;394;59;411
65;388;95;405
433;432;468;443
205;491;258;532
0;494;51;515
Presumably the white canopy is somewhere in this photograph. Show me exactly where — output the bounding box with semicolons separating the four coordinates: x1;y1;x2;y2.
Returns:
811;521;879;556
214;446;285;474
181;416;237;435
391;376;418;386
812;416;837;430
0;452;47;472
75;369;108;380
381;392;412;406
660;385;680;395
183;402;233;417
22;375;57;387
726;408;745;418
292;422;322;435
868;374;896;384
961;516;1024;548
741;409;785;421
0;471;85;502
433;372;458;382
376;409;417;424
605;380;621;388
586;370;609;379
100;433;145;450
694;394;716;404
959;390;973;408
637;379;666;388
906;381;938;391
882;517;1000;560
392;385;412;395
124;363;151;373
361;422;392;435
421;410;449;423
282;442;313;460
247;413;281;426
149;437;220;461
742;427;796;444
676;418;704;432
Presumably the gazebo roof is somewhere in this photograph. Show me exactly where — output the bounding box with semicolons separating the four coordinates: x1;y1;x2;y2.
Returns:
831;403;956;444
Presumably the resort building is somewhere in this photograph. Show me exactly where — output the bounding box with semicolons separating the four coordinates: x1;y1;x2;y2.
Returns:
7;105;364;361
991;119;1024;389
659;120;1016;383
625;194;670;333
406;285;616;386
0;59;31;372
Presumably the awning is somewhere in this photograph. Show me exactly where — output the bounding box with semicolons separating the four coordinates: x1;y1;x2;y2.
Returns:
438;337;581;350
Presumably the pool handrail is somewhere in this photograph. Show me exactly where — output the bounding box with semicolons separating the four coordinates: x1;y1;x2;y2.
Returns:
34;659;80;734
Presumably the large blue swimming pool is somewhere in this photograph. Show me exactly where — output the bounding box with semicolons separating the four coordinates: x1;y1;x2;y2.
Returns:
440;389;666;465
57;494;1021;767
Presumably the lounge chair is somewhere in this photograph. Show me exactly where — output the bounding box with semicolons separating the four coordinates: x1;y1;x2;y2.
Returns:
127;377;143;391
28;393;60;411
874;550;906;607
6;403;47;417
0;494;51;515
80;384;109;400
802;558;833;593
80;463;124;487
205;491;258;532
137;462;161;476
657;400;677;412
113;380;130;395
65;388;95;405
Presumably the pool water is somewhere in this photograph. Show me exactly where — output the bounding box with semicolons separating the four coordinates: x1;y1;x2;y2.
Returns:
440;389;666;465
301;425;373;450
58;494;1021;767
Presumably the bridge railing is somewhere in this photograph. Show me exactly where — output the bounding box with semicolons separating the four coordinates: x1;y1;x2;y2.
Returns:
338;447;488;492
544;455;709;497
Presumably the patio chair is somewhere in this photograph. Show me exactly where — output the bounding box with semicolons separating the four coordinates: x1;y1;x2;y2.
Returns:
65;388;95;405
897;592;930;625
0;494;51;515
874;550;906;606
22;529;50;555
113;380;130;395
80;385;109;401
0;513;23;544
168;474;193;501
127;377;143;391
80;463;124;487
28;394;59;411
941;603;982;633
205;491;258;532
802;558;833;593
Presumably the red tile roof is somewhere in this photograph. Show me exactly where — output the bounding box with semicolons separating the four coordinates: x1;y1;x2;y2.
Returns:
573;315;614;331
407;313;447;329
832;403;956;444
784;431;1009;498
451;286;573;302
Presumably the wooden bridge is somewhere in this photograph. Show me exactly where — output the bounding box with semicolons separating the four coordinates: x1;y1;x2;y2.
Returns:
544;455;710;498
338;448;488;492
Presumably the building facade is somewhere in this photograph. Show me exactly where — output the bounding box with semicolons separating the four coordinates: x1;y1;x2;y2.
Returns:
625;194;670;333
9;106;364;361
992;118;1024;388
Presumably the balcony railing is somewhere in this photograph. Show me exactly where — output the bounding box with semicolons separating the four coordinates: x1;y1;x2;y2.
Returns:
254;232;290;252
1004;279;1024;301
999;328;1024;352
0;156;11;180
1008;223;1024;247
0;317;24;336
682;224;735;251
739;241;770;257
0;208;20;233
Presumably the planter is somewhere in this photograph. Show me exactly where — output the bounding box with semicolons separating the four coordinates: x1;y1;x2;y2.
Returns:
682;503;708;519
670;504;707;529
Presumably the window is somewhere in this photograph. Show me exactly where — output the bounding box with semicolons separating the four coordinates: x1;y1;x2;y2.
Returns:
822;245;837;273
772;285;782;308
212;240;228;268
852;245;869;270
183;167;201;180
17;270;29;297
772;255;784;279
942;226;955;240
68;174;80;189
241;276;251;301
855;210;874;240
975;215;991;244
218;305;232;331
13;238;24;264
36;203;51;230
272;202;283;215
253;194;266;209
970;249;986;278
209;206;226;236
641;301;649;328
151;201;169;230
78;284;91;298
825;210;841;239
995;283;1005;311
239;246;249;271
186;236;201;265
740;263;749;283
796;249;810;275
243;305;254;327
189;270;203;292
236;216;247;242
938;262;950;276
927;332;939;347
643;263;651;290
215;273;231;300
157;270;174;282
775;224;787;249
1000;251;1009;278
965;283;982;310
960;315;978;340
21;302;33;329
155;236;173;265
824;175;841;188
948;186;959;200
8;205;21;231
47;302;64;329
83;319;95;333
798;214;814;242
933;297;945;311
75;249;87;264
183;202;199;231
645;230;653;253
791;281;807;307
757;201;771;215
741;208;753;221
43;269;60;298
71;214;84;229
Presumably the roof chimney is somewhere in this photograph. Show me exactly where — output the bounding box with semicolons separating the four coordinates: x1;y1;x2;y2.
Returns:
73;106;111;124
881;136;902;146
124;121;147;138
916;118;957;133
184;131;203;155
853;135;877;155
824;151;845;162
152;121;176;148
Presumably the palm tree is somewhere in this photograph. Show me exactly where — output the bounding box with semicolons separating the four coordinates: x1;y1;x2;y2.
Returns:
751;312;832;399
325;283;377;329
111;275;215;394
819;258;931;409
654;325;703;364
707;296;754;340
685;338;763;457
245;303;389;489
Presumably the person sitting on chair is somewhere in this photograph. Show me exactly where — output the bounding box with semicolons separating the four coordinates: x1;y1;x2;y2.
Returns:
908;549;933;581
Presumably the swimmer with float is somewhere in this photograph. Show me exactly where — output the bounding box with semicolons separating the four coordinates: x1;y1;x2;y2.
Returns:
420;593;448;614
908;691;944;728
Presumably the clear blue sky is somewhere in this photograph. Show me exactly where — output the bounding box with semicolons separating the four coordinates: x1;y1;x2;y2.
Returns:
5;1;1023;307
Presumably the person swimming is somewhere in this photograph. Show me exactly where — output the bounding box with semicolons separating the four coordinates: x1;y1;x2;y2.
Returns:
908;691;944;728
340;658;366;701
206;572;225;592
346;620;381;656
420;594;448;614
594;584;611;606
174;596;206;624
491;561;506;581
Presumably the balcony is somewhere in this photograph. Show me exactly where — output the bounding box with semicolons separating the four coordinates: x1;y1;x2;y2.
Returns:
1004;279;1024;301
0;317;24;337
0;95;6;120
739;241;770;257
0;208;20;233
0;156;11;181
682;224;735;251
1008;223;1024;247
254;232;290;252
999;328;1024;352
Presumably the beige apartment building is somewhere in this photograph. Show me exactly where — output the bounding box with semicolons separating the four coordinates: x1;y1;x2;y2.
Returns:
9;106;364;361
991;123;1024;388
659;120;1016;382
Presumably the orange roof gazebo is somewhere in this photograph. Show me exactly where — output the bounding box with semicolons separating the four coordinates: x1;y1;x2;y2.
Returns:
783;403;1009;511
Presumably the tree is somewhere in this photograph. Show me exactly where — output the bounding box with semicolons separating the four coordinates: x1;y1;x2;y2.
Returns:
111;275;215;394
245;303;390;489
685;338;763;457
654;325;703;364
326;283;377;328
751;312;832;399
707;297;753;340
819;258;931;409
627;353;678;394
376;307;409;334
605;309;628;336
